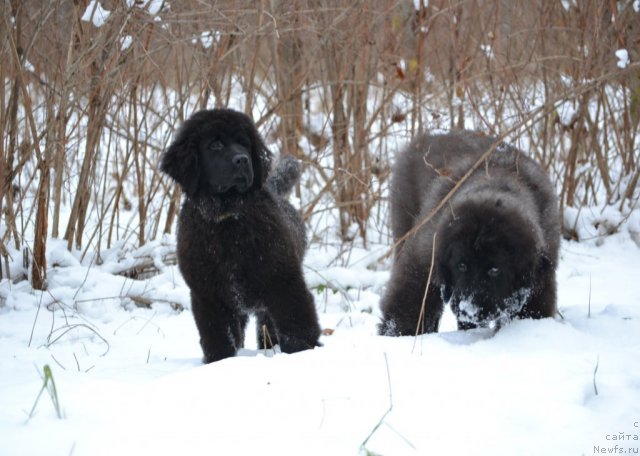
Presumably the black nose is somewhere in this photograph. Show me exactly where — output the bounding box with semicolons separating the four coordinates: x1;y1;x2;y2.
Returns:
233;155;249;167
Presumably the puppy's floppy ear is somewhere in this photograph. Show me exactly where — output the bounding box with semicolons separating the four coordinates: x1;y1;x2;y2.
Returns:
160;122;200;197
253;135;272;188
434;259;452;302
237;112;272;188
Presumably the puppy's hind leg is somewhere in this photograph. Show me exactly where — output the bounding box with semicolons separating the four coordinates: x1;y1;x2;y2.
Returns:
191;293;241;363
263;273;321;354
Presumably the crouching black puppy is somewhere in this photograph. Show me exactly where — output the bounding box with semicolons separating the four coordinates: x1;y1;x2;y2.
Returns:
379;131;560;335
161;108;321;362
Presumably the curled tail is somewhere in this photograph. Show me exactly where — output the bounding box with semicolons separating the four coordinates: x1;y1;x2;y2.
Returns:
266;155;301;196
267;154;307;257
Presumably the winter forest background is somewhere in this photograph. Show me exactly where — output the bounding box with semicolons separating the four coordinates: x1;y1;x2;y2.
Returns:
1;1;639;455
2;0;639;279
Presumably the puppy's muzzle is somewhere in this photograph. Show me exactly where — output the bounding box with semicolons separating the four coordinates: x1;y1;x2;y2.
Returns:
232;151;253;192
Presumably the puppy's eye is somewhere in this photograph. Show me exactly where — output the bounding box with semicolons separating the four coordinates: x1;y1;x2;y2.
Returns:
457;262;467;272
488;267;500;277
236;137;251;148
209;141;223;151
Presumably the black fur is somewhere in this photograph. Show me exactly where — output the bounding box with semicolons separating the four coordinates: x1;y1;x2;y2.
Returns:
161;108;320;363
379;131;560;335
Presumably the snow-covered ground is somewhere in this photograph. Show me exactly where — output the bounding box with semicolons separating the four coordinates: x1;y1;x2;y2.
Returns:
1;214;639;455
3;2;639;452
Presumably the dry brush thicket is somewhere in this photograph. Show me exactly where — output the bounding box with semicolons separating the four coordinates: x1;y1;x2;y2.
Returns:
0;0;638;289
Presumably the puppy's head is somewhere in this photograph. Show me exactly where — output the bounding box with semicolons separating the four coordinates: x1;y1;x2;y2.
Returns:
435;202;549;327
160;109;272;197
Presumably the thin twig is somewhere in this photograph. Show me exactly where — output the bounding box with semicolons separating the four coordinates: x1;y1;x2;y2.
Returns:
413;232;437;353
360;352;394;452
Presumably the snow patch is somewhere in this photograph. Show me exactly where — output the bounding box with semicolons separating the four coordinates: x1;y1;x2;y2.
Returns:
125;0;166;15
615;49;630;69
457;295;479;323
480;44;494;59
120;35;133;51
413;0;429;9
81;1;110;27
2;231;640;455
453;287;531;328
563;204;640;244
193;31;220;49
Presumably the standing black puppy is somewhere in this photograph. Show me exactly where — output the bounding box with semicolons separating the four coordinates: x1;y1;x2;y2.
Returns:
379;131;560;335
161;108;320;363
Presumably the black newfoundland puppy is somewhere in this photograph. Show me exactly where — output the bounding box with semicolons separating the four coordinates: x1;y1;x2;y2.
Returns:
161;108;321;363
379;130;560;335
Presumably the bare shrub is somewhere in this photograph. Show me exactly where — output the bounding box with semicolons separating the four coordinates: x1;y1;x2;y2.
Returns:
0;0;638;288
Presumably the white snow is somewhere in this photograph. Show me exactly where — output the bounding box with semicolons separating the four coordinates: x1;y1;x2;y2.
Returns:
457;296;478;322
1;222;639;455
193;31;220;49
126;0;166;15
413;0;429;10
120;35;134;51
480;44;494;59
615;49;630;69
81;1;111;27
